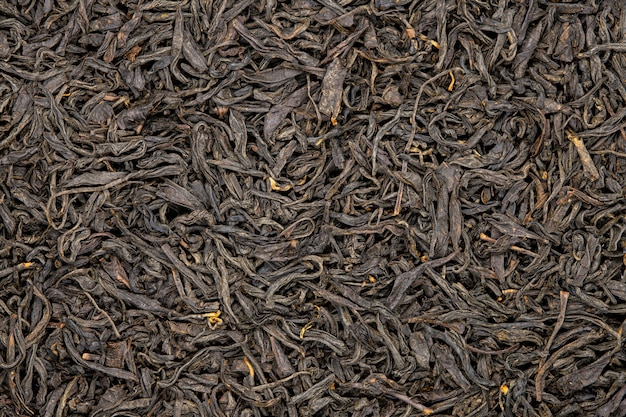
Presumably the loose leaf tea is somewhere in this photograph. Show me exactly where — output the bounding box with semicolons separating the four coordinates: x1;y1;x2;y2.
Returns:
1;0;626;416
